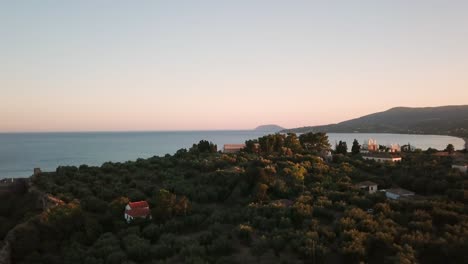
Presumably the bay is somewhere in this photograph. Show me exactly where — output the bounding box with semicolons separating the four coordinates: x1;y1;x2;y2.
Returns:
0;131;464;178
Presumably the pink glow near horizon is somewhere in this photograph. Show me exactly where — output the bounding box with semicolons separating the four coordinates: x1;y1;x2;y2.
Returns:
1;1;468;132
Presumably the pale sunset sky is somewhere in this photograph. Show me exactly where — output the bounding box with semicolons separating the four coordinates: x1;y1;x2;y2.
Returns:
1;1;467;132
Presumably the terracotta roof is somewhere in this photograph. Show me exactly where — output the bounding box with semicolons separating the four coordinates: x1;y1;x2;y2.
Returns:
128;201;149;209
46;195;65;205
224;144;246;149
125;207;150;217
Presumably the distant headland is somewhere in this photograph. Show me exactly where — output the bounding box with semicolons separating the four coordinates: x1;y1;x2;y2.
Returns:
254;124;285;132
282;105;468;140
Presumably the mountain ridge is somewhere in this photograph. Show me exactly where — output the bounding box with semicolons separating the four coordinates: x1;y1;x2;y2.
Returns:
282;105;468;138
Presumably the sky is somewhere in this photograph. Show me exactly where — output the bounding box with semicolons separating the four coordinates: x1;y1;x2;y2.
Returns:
1;1;467;132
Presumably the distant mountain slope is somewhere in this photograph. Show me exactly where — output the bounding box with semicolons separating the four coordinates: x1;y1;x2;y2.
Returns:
282;105;468;138
255;124;285;132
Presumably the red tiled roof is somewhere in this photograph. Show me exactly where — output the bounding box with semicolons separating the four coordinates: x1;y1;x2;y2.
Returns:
125;207;150;217
128;201;149;209
224;144;246;148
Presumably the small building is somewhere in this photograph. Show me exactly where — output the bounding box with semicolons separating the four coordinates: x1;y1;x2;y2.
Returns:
401;144;415;152
270;199;294;208
124;201;151;222
362;139;379;152
387;144;401;153
41;194;65;210
362;154;402;163
319;150;333;161
452;164;468;173
33;168;42;176
357;181;378;194
385;188;414;200
0;178;15;184
223;144;246;153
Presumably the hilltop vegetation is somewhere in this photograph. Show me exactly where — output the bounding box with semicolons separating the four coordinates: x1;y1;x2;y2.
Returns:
1;133;468;264
283;105;468;138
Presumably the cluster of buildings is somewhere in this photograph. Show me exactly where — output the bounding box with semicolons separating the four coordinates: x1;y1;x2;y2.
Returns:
125;139;464;222
356;138;468;199
357;181;415;200
361;139;379;153
361;139;401;153
361;139;403;163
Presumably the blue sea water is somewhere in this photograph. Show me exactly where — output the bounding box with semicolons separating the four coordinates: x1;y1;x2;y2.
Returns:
0;131;464;178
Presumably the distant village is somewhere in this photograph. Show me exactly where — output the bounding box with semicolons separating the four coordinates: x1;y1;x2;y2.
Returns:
219;138;467;207
118;137;467;223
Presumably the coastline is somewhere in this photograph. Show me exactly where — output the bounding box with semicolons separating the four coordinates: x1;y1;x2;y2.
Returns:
1;132;466;179
282;129;468;149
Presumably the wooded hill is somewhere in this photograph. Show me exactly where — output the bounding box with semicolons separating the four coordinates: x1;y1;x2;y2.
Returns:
1;133;467;264
282;105;468;138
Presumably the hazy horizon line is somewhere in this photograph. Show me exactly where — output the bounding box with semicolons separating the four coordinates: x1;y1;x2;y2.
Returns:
3;103;468;134
0;128;280;134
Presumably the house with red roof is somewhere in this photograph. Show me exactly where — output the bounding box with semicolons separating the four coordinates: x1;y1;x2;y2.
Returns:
124;201;151;222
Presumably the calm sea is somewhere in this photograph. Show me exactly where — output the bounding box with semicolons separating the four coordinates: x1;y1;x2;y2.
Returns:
0;131;464;178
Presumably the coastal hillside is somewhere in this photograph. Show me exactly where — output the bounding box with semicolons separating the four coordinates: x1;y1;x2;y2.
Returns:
282;105;468;138
1;134;467;263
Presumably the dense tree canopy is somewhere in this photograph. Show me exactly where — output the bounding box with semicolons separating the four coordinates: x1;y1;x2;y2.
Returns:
351;139;361;155
299;132;331;153
336;141;348;155
445;144;455;154
190;140;217;153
